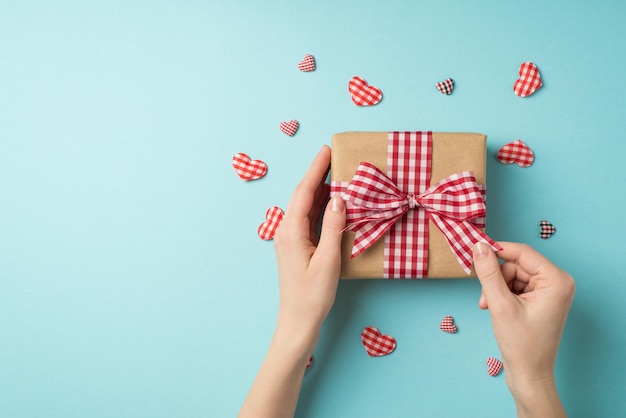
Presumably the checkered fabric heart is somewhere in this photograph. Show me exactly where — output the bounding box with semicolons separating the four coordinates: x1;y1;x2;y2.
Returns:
540;220;556;239
436;78;454;95
232;152;267;181
298;54;316;72
497;140;535;168
486;357;503;377
361;326;396;357
257;206;284;240
279;120;299;136
513;62;543;97
440;316;458;333
348;76;382;106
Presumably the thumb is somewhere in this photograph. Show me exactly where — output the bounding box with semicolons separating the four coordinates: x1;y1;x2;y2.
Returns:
473;242;513;310
314;195;346;274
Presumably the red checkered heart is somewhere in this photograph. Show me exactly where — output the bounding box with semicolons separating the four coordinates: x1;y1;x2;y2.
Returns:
497;140;535;168
232;152;267;181
440;315;458;333
513;62;543;97
540;220;556;239
361;326;396;357
436;78;454;95
258;206;284;240
348;76;382;106
298;54;316;72
279;120;299;136
486;357;503;377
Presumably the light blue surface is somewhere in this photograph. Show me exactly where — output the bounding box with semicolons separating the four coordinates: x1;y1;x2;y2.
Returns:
1;1;625;417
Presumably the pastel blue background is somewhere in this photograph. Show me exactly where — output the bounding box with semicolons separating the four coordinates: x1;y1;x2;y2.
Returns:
1;1;625;417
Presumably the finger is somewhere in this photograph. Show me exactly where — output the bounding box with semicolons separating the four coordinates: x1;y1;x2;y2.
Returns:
478;291;487;309
501;261;535;294
473;242;515;310
285;146;331;220
478;263;523;309
495;241;557;276
309;183;330;243
501;261;533;284
310;195;346;278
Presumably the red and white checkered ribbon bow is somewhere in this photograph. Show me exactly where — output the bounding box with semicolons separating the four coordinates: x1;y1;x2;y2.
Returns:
342;162;500;274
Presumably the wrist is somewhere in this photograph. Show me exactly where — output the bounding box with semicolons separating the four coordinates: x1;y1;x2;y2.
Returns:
273;315;321;361
507;374;566;418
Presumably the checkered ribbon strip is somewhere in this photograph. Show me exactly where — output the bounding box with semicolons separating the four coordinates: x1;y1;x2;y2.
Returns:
332;131;500;277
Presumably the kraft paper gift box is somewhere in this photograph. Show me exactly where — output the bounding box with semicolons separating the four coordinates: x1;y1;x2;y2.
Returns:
330;131;499;279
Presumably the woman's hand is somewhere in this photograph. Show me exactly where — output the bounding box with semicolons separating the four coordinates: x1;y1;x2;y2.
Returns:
473;242;575;418
273;145;346;353
238;145;345;418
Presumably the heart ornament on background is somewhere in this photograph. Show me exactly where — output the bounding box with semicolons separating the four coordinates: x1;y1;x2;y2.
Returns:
258;206;284;240
486;357;504;377
436;78;454;95
280;120;299;136
361;326;396;357
513;62;543;97
232;152;267;181
497;140;535;168
348;76;383;106
440;315;458;333
298;54;316;72
540;220;556;239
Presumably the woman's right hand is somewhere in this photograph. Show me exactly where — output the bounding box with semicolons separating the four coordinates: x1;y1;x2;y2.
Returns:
473;242;575;418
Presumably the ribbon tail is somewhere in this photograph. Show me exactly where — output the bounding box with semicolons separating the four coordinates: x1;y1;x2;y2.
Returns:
429;213;502;275
349;218;397;258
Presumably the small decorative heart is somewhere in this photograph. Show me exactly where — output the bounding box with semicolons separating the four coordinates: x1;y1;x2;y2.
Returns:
361;326;396;357
540;220;556;239
440;315;458;333
258;206;284;240
306;355;313;370
513;62;543;97
436;78;454;95
486;357;503;377
280;120;299;136
497;140;535;168
232;152;268;181
298;54;316;72
348;76;383;106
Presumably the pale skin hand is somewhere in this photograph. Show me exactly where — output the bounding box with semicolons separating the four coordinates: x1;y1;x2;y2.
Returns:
238;145;346;418
473;242;575;418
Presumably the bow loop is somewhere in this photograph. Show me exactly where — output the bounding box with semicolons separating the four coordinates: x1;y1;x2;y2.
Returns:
416;172;487;221
344;162;406;210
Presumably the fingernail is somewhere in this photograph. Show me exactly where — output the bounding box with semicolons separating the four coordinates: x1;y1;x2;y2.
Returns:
331;195;343;212
473;242;489;259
